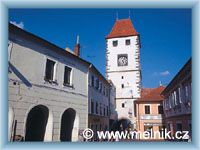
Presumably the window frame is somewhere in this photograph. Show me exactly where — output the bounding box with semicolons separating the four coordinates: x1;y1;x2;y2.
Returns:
44;58;57;83
63;65;72;86
144;105;151;114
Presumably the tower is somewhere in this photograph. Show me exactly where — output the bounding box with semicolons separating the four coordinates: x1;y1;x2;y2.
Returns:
106;18;141;126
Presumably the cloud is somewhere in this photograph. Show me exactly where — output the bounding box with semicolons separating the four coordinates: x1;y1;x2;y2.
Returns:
10;21;24;29
152;70;170;77
159;70;170;76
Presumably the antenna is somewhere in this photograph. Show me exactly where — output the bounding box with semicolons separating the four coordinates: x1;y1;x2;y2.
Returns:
128;9;131;18
116;11;118;20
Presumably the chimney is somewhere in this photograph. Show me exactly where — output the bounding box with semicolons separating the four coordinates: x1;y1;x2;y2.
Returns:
74;35;80;57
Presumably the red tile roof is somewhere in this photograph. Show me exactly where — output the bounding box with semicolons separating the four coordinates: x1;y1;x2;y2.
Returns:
136;86;165;103
106;18;138;39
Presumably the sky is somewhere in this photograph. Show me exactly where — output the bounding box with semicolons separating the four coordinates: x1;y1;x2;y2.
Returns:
9;9;191;88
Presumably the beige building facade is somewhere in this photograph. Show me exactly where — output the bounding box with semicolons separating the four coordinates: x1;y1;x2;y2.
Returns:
135;86;165;140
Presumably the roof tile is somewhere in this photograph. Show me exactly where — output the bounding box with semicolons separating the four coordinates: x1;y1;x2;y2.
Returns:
106;18;138;39
136;86;165;102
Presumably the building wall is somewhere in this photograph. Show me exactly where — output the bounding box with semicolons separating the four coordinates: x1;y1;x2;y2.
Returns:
135;102;164;140
109;82;117;121
162;62;191;137
88;70;110;137
106;36;141;124
8;32;88;141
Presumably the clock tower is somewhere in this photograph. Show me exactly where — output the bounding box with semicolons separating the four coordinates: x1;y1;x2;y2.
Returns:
106;18;141;126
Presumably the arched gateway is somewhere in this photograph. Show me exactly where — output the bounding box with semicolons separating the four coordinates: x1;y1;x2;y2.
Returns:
60;108;76;141
25;105;49;141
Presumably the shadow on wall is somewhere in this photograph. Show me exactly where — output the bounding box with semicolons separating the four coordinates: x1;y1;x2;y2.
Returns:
9;62;32;87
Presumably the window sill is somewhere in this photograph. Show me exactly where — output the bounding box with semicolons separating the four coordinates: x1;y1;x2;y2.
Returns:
63;83;74;89
44;78;58;85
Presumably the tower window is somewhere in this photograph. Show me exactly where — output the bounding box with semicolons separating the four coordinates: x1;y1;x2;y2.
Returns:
125;39;131;45
122;103;125;108
121;76;124;79
121;84;124;88
113;40;118;47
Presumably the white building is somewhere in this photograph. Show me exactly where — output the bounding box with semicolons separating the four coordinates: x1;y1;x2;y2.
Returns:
106;18;141;126
8;23;90;142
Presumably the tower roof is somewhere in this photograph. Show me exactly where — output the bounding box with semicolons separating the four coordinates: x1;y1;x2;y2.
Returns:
106;18;138;39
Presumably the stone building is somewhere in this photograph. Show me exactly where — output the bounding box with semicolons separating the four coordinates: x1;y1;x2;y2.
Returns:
162;58;192;138
8;23;91;142
8;23;117;142
105;18;141;127
134;86;165;140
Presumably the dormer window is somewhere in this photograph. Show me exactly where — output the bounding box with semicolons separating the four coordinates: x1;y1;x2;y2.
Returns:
113;40;118;47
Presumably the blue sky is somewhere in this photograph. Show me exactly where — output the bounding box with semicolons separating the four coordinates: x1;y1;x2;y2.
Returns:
9;9;191;88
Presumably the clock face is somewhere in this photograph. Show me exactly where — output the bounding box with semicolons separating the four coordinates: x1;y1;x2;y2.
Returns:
118;54;128;66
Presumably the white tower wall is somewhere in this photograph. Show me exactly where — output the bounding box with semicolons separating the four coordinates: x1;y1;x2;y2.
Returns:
106;35;141;125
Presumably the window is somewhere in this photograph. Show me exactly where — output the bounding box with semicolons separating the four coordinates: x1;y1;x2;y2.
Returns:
118;54;128;66
63;66;72;86
91;76;94;87
113;40;118;47
107;106;109;116
95;78;99;90
96;102;98;114
106;88;109;96
144;126;153;137
145;105;150;114
45;59;56;82
103;86;106;95
125;39;131;45
176;123;182;131
99;82;102;92
122;103;125;108
121;84;124;89
158;105;163;114
91;101;94;114
99;103;102;115
104;105;106;116
121;76;124;79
